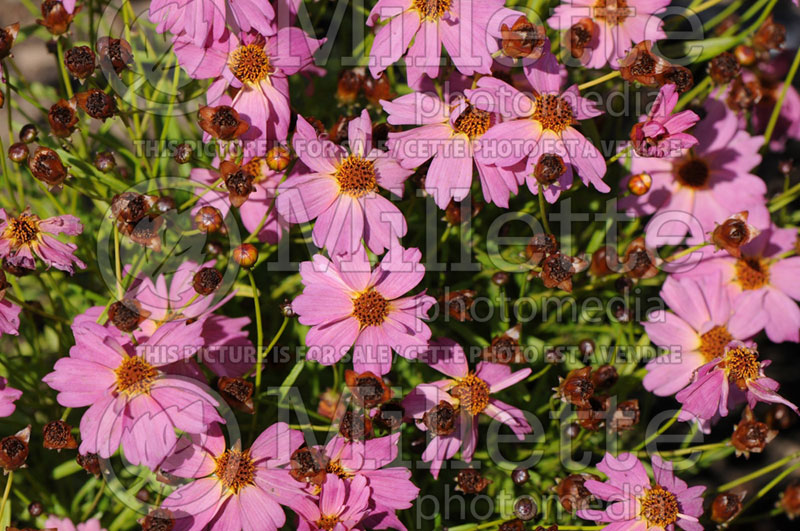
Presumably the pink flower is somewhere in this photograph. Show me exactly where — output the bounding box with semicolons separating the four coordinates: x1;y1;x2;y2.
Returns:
0;376;22;417
577;452;705;531
174;27;322;142
293;245;435;375
676;341;799;421
367;0;519;88
0;208;85;274
466;55;609;203
620;99;768;246
382;91;522;208
276;111;413;256
42;321;224;469
548;0;669;69
402;339;531;478
0;281;21;337
161;423;307;531
631;84;700;157
675;224;800;343
642;273;764;398
44;516;106;531
295;474;371;531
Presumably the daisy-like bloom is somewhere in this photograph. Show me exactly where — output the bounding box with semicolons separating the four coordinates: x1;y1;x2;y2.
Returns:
295;474;371;531
402;339;532;478
630;84;700;157
43;515;106;531
0;208;85;274
643;273;765;399
620;99;768;246
0;376;22;417
0;271;21;337
293;245;435;375
381;91;521;209
160;423;307;531
276;111;413;256
547;0;669;69
676;224;800;343
367;0;519;88
174;27;322;142
466;55;609;203
577;452;705;531
676;341;800;422
42;321;224;469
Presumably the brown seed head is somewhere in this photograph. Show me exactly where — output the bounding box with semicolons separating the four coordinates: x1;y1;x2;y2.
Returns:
64;45;96;80
96;37;133;74
192;267;223;295
711;491;744;523
48;99;79;138
29;146;68;189
42;419;78;450
456;469;491;494
0;425;31;472
501;16;546;60
76;89;116;121
198;105;250;140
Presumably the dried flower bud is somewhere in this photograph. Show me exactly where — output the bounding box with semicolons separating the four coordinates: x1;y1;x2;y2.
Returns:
610;399;640;432
28;501;44;517
29;146;68;190
217;376;254;414
621;237;658;279
192;267;223;295
374;401;404;432
345;370;392;408
8;142;29;163
439;289;477;321
565;18;596;61
111;192;156;224
0;425;30;471
64;45;96;80
337;69;364;103
483;324;522;364
123;217;163;251
726;75;762;112
658;66;694;94
48;99;79;137
578;338;595;361
589;246;618;277
557;367;594;408
591;365;618;390
232;243;258;268
19;124;38;144
0;22;20;60
266;146;292;171
711;491;744;523
513;496;537;521
338;410;372;441
363;74;393;106
422;401;457;436
534;153;567;186
612;302;633;323
731;407;777;457
734;44;756;67
140;508;175;531
545;347;565;365
94;151;116;173
76;452;102;477
96;37;133;74
456;469;491;494
280;299;295;318
618;41;671;86
220;160;256;207
511;467;529;486
154;195;176;213
317;388;344;420
753;15;785;52
289;447;328;485
779;159;794;176
766;403;796;430
708;52;740;85
541;252;588;291
501;16;546;60
556;473;599;512
781;483;800;519
444;196;482;225
498;520;525;531
491;271;510;286
37;0;77;36
526;233;558;266
75;89;116;121
711;211;759;258
565;422;581;439
626;172;652;196
173;143;193;164
576;394;608;431
197;105;249;140
195;206;224;233
108;298;150;333
42;419;77;450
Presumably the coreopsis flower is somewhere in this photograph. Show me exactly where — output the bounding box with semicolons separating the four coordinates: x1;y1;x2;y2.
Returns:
381;91;521;209
0;425;30;472
295;474;371;531
620;99;768;246
630;84;700;157
37;0;78;36
0;271;21;337
42;321;225;468
293;245;435;375
48;98;79;137
63;45;96;80
642;273;764;398
197;105;250;140
277;111;413;255
0;376;22;417
467;55;609;203
96;37;133;75
710;211;760;257
577;452;705;531
160;423;307;531
676;224;800;342
403;339;532;478
548;1;669;69
28;146;68;190
43;515;106;531
0;22;20;60
0;208;85;274
173;26;322;142
367;0;519;87
676;341;799;422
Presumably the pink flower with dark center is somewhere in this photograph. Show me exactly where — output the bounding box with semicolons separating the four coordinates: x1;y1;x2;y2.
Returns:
382;91;522;208
577;452;705;531
466;55;609;203
676;341;799;422
642;273;764;399
548;0;670;69
0;376;22;417
276;111;413;256
631;84;700;157
620;99;768;246
42;321;224;469
0;208;85;274
44;515;106;531
293;245;435;375
161;423;308;531
295;474;371;531
402;339;532;478
675;224;800;343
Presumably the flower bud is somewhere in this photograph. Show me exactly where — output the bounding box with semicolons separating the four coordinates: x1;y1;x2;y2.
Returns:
28;501;44;517
711;491;744;523
589;246;618;277
565;18;595;60
513;495;537;520
781;483;800;519
610;399;640;432
76;89;116;121
140;508;175;531
289;447;328;486
621;236;658;279
42;420;77;451
627;172;652;196
217;376;254;414
0;425;30;472
94;151;116;173
753;14;785;52
658;65;694;94
19;124;38;144
96;37;133;74
111;192;156;224
37;0;78;35
734;44;756;66
197;105;249;140
154;195;176;213
498;520;525;531
591;365;618;390
526;232;558;266
192;267;223;295
232;243;258;268
363;75;393;106
438;289;476;322
0;22;20;60
726;76;762;112
29;146;68;190
194;205;224;233
8;142;29;163
708;52;740;85
108;298;150;333
511;467;529;486
456;469;491;494
48;99;79;137
266;146;291;171
483;324;522;364
541;252;588;291
64;45;96;81
173;143;192;164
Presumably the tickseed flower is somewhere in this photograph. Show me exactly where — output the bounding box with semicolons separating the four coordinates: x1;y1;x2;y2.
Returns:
0;208;85;274
578;452;705;531
0;376;22;417
0;271;21;337
630;84;700;158
43;515;107;531
294;474;371;531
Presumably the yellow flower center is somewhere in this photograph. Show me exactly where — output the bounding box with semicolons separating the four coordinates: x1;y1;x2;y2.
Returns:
229;44;272;85
699;325;733;363
5;215;40;247
412;0;452;20
451;373;490;415
532;94;574;134
735;256;770;290
639;485;679;528
114;356;158;396
352;289;388;328
594;0;633;25
326;459;353;479
723;345;761;389
316;515;341;531
453;104;491;139
335;155;377;198
215;448;256;494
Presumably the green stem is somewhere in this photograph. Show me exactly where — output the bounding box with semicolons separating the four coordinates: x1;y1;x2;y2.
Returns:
664;241;710;263
763;47;800;149
0;470;13;524
716;451;800;492
538;184;552;234
81;481;106;520
633;408;682;451
577;71;620;91
607;145;631;166
636;440;729;458
732;461;800;522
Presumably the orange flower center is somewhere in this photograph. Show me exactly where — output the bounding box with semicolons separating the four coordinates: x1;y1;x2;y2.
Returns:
114;356;158;396
699;325;733;363
639;485;679;528
451;373;491;415
352;289;388;328
229;44;272;85
453;104;491;138
675;157;710;189
5;216;40;246
532;94;574;133
723;345;761;388
594;0;633;25
215;448;256;494
316;514;341;531
735;256;770;290
325;459;353;479
336;155;377;198
413;0;452;20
